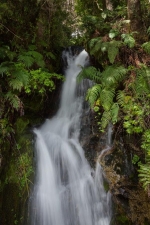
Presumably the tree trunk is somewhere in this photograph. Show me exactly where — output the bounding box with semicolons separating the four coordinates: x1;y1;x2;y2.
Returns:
127;0;144;38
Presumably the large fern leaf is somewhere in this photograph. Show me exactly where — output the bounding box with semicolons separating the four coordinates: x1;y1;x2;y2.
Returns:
101;111;111;129
138;164;150;190
28;51;45;67
86;84;102;107
12;66;29;86
5;92;21;110
135;67;150;96
111;103;119;124
18;54;35;68
89;37;101;49
18;50;45;68
108;40;122;64
0;61;14;74
9;79;23;91
77;66;101;83
117;90;126;107
89;38;103;56
100;88;115;111
101;66;127;88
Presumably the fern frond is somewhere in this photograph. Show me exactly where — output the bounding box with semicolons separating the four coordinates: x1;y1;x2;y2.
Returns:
117;90;126;107
86;84;102;107
121;33;135;48
77;66;101;83
89;37;101;49
0;61;14;74
142;42;150;54
27;51;45;67
101;111;111;129
108;40;122;64
9;79;23;91
138;163;150;190
100;88;115;111
5;92;21;110
12;66;29;86
111;103;119;124
18;50;45;68
135;67;150;96
89;38;103;56
18;55;34;68
101;65;127;88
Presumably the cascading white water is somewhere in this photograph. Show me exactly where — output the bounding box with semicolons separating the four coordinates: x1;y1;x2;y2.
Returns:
30;49;111;225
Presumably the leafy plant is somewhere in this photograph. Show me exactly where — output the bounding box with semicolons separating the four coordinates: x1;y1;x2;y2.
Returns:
138;130;150;191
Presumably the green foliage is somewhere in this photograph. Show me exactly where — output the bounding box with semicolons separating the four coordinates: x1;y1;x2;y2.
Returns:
101;65;127;87
121;33;135;48
108;40;122;64
18;50;45;68
76;0;150;196
5;92;23;111
132;154;140;165
142;42;150;54
77;66;101;83
86;84;102;107
138;130;150;191
88;38;123;64
25;69;63;95
134;66;150;96
5;147;33;193
78;65;127;129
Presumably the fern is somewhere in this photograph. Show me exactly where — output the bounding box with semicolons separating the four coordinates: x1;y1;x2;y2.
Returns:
100;88;115;111
89;38;103;56
28;51;45;68
108;40;122;64
5;91;21;110
138;129;150;190
101;65;127;88
77;66;101;83
138;164;150;190
12;64;29;86
117;90;126;107
121;33;135;48
89;37;102;49
0;61;14;74
9;79;23;91
18;54;35;68
135;67;150;96
18;50;45;68
142;42;150;54
111;103;119;124
86;84;102;107
101;111;111;129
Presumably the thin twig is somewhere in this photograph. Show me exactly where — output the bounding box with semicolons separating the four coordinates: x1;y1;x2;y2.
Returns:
0;22;23;40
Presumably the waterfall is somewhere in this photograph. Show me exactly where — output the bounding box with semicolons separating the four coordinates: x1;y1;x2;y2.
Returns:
30;49;111;225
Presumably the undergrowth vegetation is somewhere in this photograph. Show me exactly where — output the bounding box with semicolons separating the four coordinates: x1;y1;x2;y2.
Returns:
76;0;150;193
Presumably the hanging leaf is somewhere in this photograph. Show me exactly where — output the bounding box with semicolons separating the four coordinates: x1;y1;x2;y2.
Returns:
111;103;119;124
18;55;34;68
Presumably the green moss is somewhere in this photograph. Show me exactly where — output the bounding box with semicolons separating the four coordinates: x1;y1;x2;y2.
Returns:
115;214;130;224
15;117;29;135
103;179;110;192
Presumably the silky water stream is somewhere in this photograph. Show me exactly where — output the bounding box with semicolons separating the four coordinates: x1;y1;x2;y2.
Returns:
30;49;111;225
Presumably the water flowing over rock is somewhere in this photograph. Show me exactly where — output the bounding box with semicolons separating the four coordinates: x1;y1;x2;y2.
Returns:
29;49;111;225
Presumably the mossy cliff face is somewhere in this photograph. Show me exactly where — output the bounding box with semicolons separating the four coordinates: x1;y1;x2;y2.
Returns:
100;137;150;225
80;110;150;225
